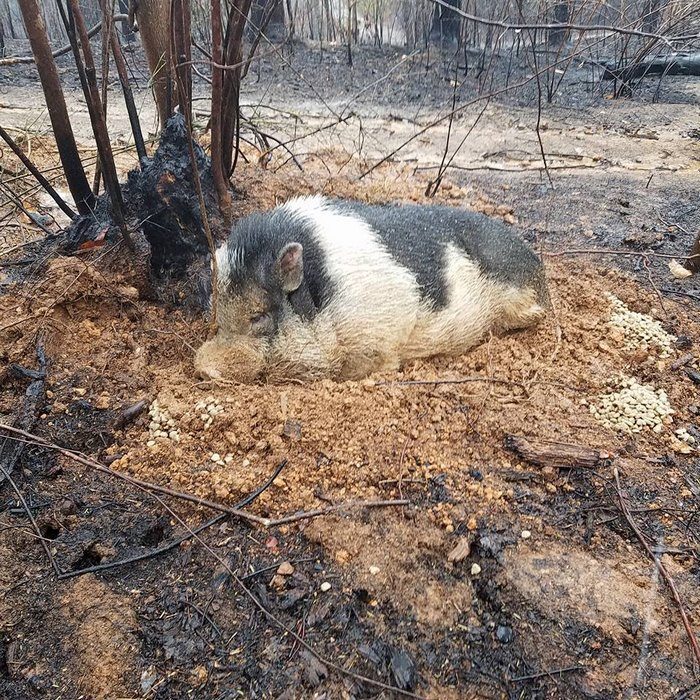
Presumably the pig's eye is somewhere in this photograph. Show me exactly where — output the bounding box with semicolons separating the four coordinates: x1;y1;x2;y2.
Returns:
249;312;272;335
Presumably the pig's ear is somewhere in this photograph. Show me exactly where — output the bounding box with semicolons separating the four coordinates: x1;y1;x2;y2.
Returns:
276;242;304;292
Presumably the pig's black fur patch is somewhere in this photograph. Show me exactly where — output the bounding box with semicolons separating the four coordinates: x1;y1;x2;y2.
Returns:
334;200;545;309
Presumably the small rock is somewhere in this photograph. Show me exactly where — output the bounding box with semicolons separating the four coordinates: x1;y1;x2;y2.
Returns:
521;530;531;539
277;561;294;576
470;563;482;576
496;625;514;644
369;565;380;575
320;581;332;592
211;453;221;462
270;574;287;590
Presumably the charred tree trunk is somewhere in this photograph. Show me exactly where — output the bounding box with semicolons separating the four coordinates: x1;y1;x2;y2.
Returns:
130;0;172;128
61;114;224;306
548;2;569;47
248;0;285;40
67;0;132;247
171;0;192;125
346;0;352;66
108;5;147;163
431;0;460;45
210;0;232;222
221;0;254;177
686;231;700;274
602;52;700;82
17;0;94;214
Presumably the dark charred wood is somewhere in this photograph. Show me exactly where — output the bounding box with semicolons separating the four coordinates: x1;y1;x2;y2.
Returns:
686;230;700;274
602;52;700;83
0;341;47;486
67;0;132;248
504;434;605;470
210;0;233;223
107;5;147;164
0;125;77;220
17;0;95;214
60;114;226;307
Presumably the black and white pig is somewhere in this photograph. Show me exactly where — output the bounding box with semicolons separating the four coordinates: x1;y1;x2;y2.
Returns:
195;196;548;382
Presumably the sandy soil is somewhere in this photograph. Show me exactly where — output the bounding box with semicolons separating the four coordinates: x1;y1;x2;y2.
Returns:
1;40;700;700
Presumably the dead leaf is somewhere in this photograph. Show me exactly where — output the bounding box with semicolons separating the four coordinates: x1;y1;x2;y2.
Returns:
447;537;471;562
669;259;692;279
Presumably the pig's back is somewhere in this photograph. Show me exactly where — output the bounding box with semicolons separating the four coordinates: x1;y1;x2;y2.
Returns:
332;200;546;308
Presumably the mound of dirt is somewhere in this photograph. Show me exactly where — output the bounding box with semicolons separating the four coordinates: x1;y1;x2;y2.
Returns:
2;178;699;698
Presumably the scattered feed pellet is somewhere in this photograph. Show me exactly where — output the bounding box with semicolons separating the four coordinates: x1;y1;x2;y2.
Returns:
147;400;180;443
589;376;673;434
606;293;676;358
195;397;224;429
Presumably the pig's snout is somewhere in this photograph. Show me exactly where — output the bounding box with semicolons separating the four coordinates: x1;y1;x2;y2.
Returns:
194;336;266;384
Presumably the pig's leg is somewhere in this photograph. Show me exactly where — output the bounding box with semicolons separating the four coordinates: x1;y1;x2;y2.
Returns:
266;316;337;381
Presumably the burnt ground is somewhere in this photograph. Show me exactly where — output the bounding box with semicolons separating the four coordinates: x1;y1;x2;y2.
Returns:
2;36;700;700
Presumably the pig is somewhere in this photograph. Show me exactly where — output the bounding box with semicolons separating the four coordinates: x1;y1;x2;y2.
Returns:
195;196;548;383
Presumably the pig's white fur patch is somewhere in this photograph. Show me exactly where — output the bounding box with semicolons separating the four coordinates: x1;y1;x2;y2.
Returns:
269;196;544;379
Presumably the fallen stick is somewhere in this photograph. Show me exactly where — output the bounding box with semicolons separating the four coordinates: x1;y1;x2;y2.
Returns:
58;459;288;579
0;424;408;528
510;664;584;682
0;17;127;66
614;468;700;667
0;462;61;577
141;480;426;698
504;434;605;470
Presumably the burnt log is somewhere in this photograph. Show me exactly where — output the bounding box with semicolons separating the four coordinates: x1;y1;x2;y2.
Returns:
60;114;227;306
504;434;605;470
602;52;700;83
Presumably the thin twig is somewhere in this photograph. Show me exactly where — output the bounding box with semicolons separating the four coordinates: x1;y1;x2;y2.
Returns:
0;125;76;219
642;255;668;319
614;467;700;666
0;463;61;577
264;499;409;527
510;665;584;682
141;484;427;698
0;20;105;65
58;457;288;578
